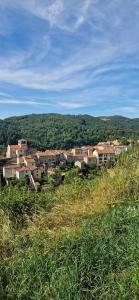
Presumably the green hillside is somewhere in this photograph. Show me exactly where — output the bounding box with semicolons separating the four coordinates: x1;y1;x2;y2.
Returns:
0;145;139;299
0;114;139;149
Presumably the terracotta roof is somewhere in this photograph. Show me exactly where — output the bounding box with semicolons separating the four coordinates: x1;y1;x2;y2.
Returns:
24;156;35;162
81;146;94;150
37;150;73;157
44;150;60;155
62;151;73;156
37;151;56;157
10;145;20;150
95;149;115;154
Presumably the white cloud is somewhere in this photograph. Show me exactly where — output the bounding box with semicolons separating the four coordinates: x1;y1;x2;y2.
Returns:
0;98;51;106
0;99;39;105
45;0;64;25
0;37;123;91
0;0;92;31
0;0;139;116
58;101;87;109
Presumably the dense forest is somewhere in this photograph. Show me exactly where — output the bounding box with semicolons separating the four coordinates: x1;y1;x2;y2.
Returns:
0;114;139;150
0;145;139;299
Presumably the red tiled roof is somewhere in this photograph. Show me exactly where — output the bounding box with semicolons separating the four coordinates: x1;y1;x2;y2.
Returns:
37;150;73;157
10;145;21;150
95;149;115;154
37;151;55;157
81;146;94;150
24;156;35;162
62;151;73;156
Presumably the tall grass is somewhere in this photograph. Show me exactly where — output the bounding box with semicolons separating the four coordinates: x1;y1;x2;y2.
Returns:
1;201;139;299
0;145;139;299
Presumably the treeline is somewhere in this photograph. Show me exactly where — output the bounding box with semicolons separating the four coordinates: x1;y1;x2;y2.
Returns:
0;114;139;149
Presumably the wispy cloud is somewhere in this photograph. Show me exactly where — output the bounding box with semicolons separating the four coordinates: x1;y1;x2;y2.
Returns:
0;99;39;105
0;0;92;31
58;101;87;109
0;97;51;106
0;0;139;116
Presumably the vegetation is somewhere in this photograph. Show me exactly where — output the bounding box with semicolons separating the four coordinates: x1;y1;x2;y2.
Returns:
0;145;139;299
0;114;139;150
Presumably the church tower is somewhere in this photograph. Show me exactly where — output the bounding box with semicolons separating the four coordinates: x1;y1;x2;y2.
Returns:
18;139;28;154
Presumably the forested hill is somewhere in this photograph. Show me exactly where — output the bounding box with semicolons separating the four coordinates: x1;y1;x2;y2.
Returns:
0;114;139;149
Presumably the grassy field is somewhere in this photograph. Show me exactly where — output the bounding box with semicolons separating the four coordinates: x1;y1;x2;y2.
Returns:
0;146;139;299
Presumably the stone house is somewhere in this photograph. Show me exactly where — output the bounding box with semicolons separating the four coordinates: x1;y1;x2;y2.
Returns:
93;149;115;166
3;164;20;179
30;167;42;180
36;151;59;166
16;167;31;180
71;148;83;156
6;139;28;159
81;146;94;156
23;156;36;168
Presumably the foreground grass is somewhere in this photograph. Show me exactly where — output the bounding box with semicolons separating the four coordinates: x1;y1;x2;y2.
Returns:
1;201;139;300
0;146;139;299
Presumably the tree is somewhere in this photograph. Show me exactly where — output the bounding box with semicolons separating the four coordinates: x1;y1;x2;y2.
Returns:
49;168;62;187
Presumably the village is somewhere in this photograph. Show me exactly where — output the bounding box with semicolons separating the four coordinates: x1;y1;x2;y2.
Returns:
0;138;131;190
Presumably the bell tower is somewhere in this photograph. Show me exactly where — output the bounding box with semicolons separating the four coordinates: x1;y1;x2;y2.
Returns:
18;139;28;153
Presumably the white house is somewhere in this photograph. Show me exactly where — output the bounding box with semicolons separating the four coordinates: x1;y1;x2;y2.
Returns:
3;165;21;179
6;139;28;159
93;149;115;166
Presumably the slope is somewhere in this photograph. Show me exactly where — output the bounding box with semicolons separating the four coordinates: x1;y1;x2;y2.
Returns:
0;146;139;299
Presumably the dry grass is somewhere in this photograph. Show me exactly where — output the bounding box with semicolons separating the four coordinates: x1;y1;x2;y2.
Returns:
25;153;139;241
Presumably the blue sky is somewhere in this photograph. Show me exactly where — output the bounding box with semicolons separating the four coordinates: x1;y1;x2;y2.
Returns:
0;0;139;118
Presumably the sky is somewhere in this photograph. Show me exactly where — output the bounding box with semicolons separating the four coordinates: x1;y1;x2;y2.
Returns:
0;0;139;118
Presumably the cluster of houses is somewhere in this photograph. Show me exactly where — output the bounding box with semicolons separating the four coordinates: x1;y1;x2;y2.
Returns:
1;138;131;189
